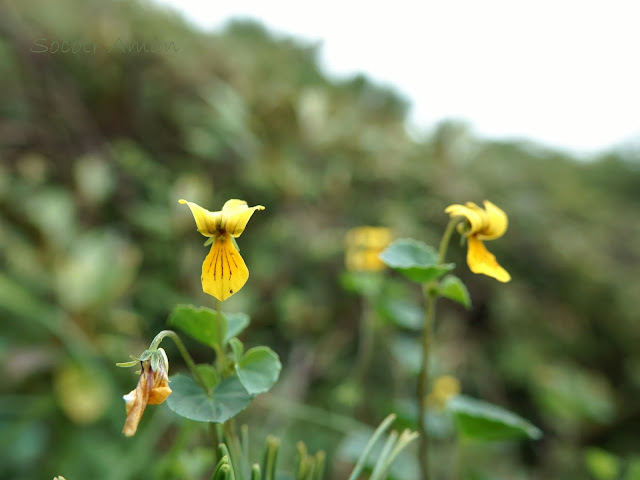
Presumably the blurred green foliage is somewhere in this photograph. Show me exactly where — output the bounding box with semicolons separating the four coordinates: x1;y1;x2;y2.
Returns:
1;0;639;478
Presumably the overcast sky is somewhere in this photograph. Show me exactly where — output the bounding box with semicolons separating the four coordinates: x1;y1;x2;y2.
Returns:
153;0;640;155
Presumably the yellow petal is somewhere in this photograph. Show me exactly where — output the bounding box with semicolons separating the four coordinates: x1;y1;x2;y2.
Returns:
148;385;172;405
466;236;511;282
179;199;221;236
201;235;249;301
346;226;392;250
477;200;508;240
445;203;487;235
220;199;265;237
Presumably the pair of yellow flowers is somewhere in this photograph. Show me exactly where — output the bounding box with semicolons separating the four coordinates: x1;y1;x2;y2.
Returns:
179;198;510;303
122;198;509;437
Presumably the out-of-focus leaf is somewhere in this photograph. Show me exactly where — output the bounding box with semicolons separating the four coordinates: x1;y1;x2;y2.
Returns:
168;305;226;350
379;239;454;283
378;298;422;330
584;448;621;480
438;275;471;309
340;271;384;297
447;395;542;441
533;363;616;425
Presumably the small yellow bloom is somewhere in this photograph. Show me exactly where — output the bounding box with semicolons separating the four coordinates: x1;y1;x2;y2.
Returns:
180;199;265;301
345;226;393;272
445;200;511;283
122;348;171;437
426;375;461;410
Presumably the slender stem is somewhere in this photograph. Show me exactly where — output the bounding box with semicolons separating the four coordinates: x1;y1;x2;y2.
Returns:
417;216;465;480
438;216;465;263
149;330;208;392
418;284;437;480
215;299;228;372
209;423;220;459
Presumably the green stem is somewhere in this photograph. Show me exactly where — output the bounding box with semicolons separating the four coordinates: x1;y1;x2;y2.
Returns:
417;216;465;480
149;330;208;391
418;284;437;480
210;423;221;460
215;299;228;372
438;216;464;264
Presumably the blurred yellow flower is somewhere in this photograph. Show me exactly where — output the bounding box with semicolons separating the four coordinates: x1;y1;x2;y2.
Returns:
445;200;511;283
180;198;265;301
426;375;461;410
345;226;393;272
122;348;171;437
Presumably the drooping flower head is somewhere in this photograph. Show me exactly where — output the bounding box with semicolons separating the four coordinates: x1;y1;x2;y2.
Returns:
179;199;265;301
345;226;393;272
444;200;511;283
122;348;171;437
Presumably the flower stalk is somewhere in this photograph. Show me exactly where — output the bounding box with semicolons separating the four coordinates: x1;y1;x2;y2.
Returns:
150;330;208;391
417;216;465;479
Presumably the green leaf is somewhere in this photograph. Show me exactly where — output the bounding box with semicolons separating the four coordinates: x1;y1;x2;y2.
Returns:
236;346;282;395
229;337;244;363
447;395;542;441
195;364;219;390
224;312;250;344
626;457;640;480
379;239;454;283
438;275;471;309
168;305;226;350
378;298;423;330
166;373;253;423
584;448;621;480
340;271;384;297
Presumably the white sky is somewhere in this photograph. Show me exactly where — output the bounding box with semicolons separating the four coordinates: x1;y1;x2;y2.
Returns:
153;0;640;155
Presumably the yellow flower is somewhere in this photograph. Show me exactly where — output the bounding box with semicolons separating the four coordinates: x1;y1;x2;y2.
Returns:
444;200;511;283
122;348;171;437
426;375;461;410
345;226;393;272
179;199;265;301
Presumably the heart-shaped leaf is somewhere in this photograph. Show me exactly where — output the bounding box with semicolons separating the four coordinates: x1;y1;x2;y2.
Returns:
166;373;253;423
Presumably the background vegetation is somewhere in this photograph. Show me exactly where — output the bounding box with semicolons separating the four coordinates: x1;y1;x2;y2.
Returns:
1;0;639;478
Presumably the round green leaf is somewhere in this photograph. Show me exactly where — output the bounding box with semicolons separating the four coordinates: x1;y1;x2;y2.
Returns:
168;305;226;349
379;239;454;283
447;395;542;441
438;275;471;309
166;373;252;423
235;346;282;395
